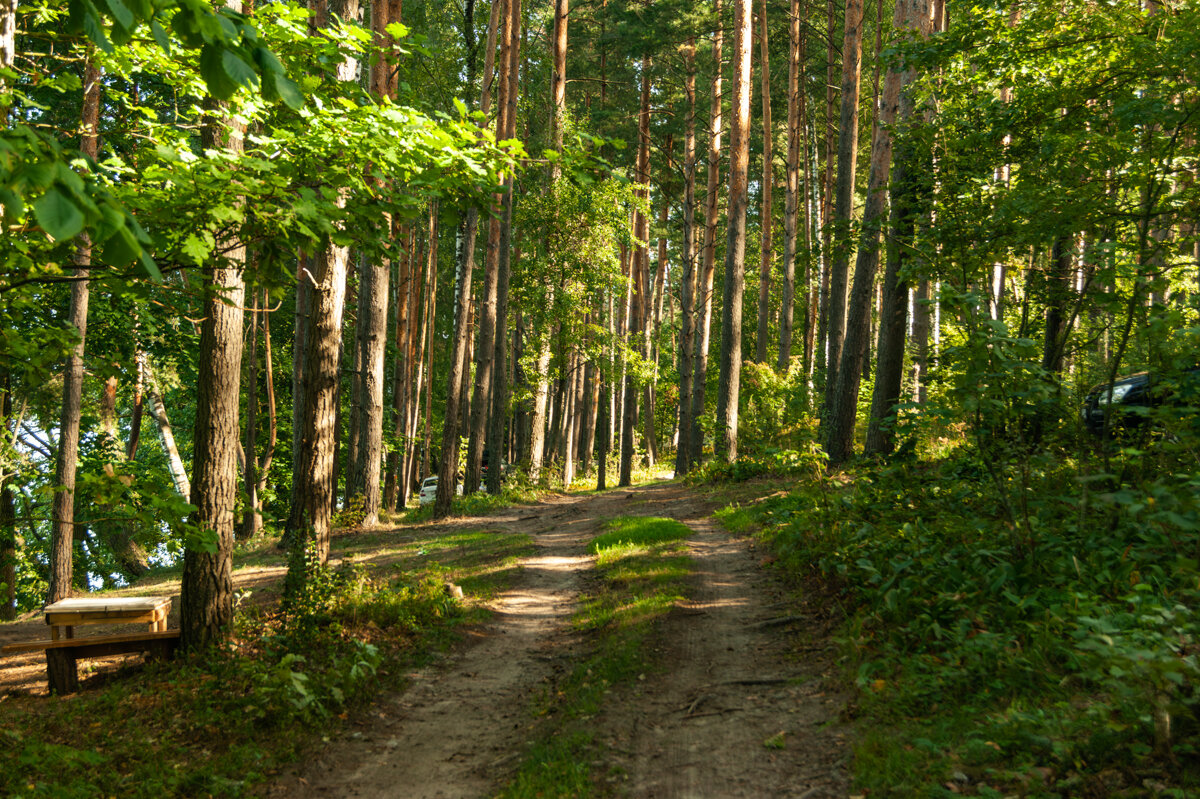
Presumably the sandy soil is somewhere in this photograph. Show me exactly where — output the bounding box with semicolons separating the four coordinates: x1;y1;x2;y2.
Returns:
0;479;850;797
272;480;850;798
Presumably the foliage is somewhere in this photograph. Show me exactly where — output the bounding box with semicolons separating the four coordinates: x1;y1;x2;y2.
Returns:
725;448;1200;795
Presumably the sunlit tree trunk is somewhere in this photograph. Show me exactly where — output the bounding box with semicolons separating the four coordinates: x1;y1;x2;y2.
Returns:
1;370;16;620
621;57;653;485
688;0;724;469
754;0;773;364
816;0;838;383
49;48;101;603
435;0;501;515
181;0;247;647
826;0;905;464
344;3;396;525
821;0;863;427
778;0;802;370
675;39;699;474
865;0;933;456
285;0;359;563
715;0;752;462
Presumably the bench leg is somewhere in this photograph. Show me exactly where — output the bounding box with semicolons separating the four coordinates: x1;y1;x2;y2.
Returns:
46;648;79;695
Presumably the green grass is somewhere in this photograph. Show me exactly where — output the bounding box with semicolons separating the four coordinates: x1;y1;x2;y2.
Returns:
497;516;694;798
0;524;533;799
715;452;1200;797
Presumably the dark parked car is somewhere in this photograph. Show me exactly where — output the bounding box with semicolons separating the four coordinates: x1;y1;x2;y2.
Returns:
1081;367;1200;436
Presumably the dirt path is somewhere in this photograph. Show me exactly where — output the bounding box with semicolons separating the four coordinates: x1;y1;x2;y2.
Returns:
273;480;849;798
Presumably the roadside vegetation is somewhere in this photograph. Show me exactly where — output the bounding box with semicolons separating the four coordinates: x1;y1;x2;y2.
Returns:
0;525;533;798
499;516;693;798
716;426;1200;797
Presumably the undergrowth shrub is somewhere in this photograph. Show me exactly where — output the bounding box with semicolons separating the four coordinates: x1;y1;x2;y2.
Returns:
727;448;1200;795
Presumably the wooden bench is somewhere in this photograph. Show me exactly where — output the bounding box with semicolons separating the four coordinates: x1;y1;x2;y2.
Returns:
1;597;179;694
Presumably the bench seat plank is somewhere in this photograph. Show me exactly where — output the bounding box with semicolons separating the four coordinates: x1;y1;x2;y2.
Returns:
2;630;180;655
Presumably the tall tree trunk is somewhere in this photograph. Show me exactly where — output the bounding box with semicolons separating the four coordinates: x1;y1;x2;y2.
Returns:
181;14;247;647
421;213;439;482
675;39;699;475
285;0;360;566
248;296;277;533
865;0;933;456
816;0;838;385
715;0;753;462
346;138;392;527
287;260;312;527
49;49;101;603
754;0;774;364
688;0;724;469
241;297;261;540
383;229;411;510
821;0;864;426
825;0;906;464
621;56;653;485
778;0;802;370
1;370;16;620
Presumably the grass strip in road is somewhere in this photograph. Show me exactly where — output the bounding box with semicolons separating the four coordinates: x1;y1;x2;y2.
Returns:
0;527;532;799
499;516;693;799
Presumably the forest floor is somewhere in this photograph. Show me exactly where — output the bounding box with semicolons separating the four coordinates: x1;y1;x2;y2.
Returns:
1;478;851;797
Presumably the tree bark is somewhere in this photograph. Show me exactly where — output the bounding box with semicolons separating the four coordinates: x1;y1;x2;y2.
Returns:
715;0;753;463
49;49;101;603
675;39;699;474
181;5;247;646
688;0;724;469
1;370;16;620
826;0;905;465
822;0;864;426
284;0;360;562
778;0;802;370
865;0;933;456
755;0;774;364
346;2;397;524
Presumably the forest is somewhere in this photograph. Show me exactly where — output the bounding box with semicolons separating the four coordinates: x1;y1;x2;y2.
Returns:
2;0;1200;794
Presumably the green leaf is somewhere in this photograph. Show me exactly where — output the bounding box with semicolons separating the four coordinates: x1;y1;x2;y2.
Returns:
273;72;304;111
221;50;258;90
150;19;171;53
33;187;85;241
102;0;134;30
99;225;139;266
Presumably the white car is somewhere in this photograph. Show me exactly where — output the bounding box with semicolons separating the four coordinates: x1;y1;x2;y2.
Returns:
418;476;463;506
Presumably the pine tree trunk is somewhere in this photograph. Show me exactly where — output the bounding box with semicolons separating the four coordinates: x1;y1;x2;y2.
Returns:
688;0;724;469
675;39;699;474
825;0;904;465
49;50;101;603
182;7;247;646
715;0;753;463
241;300;261;540
285;0;360;561
822;0;864;426
436;212;479;516
1;370;16;620
865;0;933;456
778;0;802;370
755;0;774;365
351;0;397;531
817;0;837;381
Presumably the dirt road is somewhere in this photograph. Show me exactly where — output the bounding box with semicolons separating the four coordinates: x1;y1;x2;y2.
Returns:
275;480;850;798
